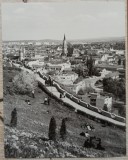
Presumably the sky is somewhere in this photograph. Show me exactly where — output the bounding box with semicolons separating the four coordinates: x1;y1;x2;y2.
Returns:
2;0;125;41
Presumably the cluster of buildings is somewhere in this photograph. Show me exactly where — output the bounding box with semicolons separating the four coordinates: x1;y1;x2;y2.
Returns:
3;34;125;114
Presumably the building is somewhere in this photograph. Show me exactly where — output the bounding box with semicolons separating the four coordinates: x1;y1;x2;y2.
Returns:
27;60;45;69
105;72;119;79
54;72;78;85
101;54;109;61
110;48;125;55
22;44;35;59
72;49;80;57
100;69;111;77
96;94;112;112
46;62;71;72
95;64;118;71
61;34;68;57
117;68;125;78
82;93;112;112
19;49;24;61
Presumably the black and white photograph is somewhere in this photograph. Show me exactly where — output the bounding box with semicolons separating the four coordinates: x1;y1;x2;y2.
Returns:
1;0;126;158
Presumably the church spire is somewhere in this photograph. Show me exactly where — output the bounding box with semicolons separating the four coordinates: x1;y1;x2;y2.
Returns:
61;34;68;57
64;34;66;41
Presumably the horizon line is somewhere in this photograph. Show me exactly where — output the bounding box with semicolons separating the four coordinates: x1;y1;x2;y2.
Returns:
3;36;125;42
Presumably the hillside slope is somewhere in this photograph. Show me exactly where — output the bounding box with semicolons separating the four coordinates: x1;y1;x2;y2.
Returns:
3;68;126;158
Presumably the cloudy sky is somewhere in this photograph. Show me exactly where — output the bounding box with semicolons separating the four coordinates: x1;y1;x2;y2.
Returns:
2;0;125;41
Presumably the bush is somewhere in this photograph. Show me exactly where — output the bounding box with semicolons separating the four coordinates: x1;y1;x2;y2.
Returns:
77;89;84;95
48;117;56;141
77;87;94;95
103;104;108;111
60;119;67;140
13;70;37;94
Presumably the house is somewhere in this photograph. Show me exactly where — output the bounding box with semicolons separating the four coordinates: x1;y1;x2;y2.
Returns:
62;67;73;73
107;56;115;63
45;64;62;71
72;49;80;57
101;54;109;61
95;64;118;71
96;94;112;112
117;68;125;78
27;60;45;69
94;58;101;65
87;49;98;55
105;72;119;79
100;69;111;77
22;44;35;59
57;46;62;51
116;50;125;55
45;61;71;72
81;92;112;112
74;56;83;63
97;49;104;54
54;72;78;85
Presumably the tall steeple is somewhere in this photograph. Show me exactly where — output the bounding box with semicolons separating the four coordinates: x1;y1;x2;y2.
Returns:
64;34;66;41
61;34;68;57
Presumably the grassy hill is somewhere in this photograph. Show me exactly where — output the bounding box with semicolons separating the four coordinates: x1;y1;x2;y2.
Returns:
3;67;126;158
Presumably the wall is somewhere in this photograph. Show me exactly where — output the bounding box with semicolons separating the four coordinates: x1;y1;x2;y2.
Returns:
37;71;125;125
96;97;105;109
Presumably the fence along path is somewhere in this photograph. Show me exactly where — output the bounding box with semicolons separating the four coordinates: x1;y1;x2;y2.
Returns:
13;63;126;128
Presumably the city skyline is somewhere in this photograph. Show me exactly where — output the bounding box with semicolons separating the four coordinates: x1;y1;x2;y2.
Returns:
2;1;125;41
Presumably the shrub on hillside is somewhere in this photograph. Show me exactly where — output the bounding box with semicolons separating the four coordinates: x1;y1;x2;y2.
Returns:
60;119;67;140
13;71;37;94
48;117;56;141
77;89;84;95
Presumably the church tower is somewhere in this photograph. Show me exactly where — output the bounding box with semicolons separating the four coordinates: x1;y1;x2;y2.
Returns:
61;34;68;57
19;47;24;61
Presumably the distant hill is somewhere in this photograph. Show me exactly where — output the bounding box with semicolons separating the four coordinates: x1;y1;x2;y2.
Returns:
68;37;125;44
3;37;125;44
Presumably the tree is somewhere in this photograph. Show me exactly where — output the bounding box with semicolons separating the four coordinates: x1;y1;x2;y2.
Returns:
123;60;125;68
10;108;17;127
48;116;56;141
77;89;84;95
84;49;88;55
92;68;101;77
118;58;121;65
83;68;88;78
86;55;94;76
74;66;83;77
102;77;125;101
103;77;114;93
103;104;108;111
60;118;67;140
13;70;37;94
67;43;74;57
